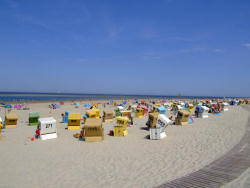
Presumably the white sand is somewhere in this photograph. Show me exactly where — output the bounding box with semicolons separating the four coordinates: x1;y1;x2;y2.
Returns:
0;102;249;188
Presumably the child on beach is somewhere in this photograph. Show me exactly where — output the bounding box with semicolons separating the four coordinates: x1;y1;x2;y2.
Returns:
35;125;40;139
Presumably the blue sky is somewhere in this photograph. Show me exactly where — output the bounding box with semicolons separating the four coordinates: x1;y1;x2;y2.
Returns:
0;0;250;97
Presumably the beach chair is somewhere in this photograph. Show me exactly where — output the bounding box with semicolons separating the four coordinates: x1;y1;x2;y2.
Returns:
29;112;39;126
150;114;171;140
39;117;57;140
116;116;129;130
0;117;2;137
5;113;18;129
114;126;128;136
114;108;122;117
121;110;131;118
175;110;190;125
201;106;209;118
114;117;129;136
134;108;143;118
211;104;220;113
141;106;148;116
157;106;166;115
195;105;202;118
84;119;104;142
68;113;81;130
86;110;99;119
103;110;114;122
147;112;159;128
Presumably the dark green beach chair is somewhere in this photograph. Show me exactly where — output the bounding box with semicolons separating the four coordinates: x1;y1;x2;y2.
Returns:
29;112;39;126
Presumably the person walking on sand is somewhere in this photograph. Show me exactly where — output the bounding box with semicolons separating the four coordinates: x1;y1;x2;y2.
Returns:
129;112;133;126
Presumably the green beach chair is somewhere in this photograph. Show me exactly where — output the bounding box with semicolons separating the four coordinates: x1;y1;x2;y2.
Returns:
29;112;39;126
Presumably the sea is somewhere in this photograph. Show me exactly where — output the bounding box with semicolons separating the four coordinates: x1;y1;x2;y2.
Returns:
0;92;234;102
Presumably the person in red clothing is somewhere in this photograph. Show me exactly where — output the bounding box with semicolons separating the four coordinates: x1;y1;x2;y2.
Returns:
35;125;40;138
80;128;85;138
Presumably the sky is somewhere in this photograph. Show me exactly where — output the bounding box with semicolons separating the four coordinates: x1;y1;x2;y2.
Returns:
0;0;250;97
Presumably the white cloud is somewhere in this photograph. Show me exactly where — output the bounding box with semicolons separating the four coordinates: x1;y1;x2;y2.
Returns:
14;14;49;29
242;43;250;48
143;55;161;60
178;47;225;54
179;47;207;53
213;49;224;53
168;36;194;42
105;25;124;41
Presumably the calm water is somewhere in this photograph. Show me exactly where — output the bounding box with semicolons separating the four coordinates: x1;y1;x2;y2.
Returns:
0;92;228;102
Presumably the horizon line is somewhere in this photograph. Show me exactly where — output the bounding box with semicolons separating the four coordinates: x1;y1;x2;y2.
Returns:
0;91;248;98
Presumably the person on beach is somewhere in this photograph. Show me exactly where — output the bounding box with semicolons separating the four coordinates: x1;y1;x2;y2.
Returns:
129;111;134;126
35;125;40;139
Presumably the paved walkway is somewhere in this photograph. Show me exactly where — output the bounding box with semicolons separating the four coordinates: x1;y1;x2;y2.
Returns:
156;106;250;188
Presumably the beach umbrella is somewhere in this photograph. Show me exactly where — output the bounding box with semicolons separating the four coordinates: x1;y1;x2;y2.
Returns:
14;104;21;109
51;104;59;109
84;104;90;108
117;106;124;111
5;104;12;109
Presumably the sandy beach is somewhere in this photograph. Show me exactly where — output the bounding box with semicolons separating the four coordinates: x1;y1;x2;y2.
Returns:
0;101;249;188
1;0;249;187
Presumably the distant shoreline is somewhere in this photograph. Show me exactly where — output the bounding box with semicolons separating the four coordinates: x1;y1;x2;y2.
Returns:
0;91;246;98
0;91;248;103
